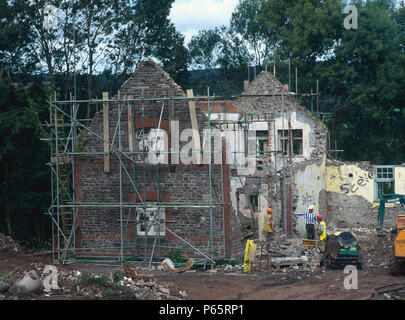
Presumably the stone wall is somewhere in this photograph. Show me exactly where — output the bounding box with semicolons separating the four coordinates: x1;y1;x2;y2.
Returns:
326;161;405;229
74;59;243;258
231;71;328;238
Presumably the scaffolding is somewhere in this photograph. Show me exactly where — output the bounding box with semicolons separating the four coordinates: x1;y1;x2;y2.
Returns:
211;92;292;246
45;81;330;269
45;91;231;267
211;87;332;244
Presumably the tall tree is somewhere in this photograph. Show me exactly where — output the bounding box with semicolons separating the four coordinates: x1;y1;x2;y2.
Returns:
133;0;189;85
106;3;148;90
79;0;117;116
260;0;343;76
231;0;272;67
53;1;84;100
217;26;252;95
328;0;405;163
0;76;50;245
0;0;37;79
189;29;222;70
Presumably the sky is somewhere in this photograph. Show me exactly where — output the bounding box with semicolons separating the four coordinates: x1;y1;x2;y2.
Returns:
169;0;239;45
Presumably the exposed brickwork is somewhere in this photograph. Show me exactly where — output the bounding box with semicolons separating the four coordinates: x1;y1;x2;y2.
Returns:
74;59;243;258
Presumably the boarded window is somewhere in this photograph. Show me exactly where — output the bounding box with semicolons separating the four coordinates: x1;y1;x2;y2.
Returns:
136;206;165;236
134;128;151;162
278;129;303;156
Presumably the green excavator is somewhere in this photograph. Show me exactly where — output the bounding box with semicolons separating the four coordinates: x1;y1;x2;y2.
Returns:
376;194;405;275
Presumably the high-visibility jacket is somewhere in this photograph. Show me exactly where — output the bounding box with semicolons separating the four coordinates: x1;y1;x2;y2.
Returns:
263;213;274;233
319;221;326;241
244;240;256;273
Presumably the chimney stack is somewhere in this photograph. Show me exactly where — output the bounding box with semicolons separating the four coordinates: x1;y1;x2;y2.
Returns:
244;80;249;92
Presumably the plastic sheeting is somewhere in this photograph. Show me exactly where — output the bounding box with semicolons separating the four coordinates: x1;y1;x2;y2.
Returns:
337;232;358;248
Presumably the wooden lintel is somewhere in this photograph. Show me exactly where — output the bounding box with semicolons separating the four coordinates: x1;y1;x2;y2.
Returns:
187;89;202;164
103;92;110;173
127;95;133;152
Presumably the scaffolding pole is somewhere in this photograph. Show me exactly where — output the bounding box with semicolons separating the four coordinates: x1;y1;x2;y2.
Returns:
46;94;224;267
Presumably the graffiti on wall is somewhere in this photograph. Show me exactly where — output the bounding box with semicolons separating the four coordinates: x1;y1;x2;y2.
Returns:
340;172;374;194
301;190;317;206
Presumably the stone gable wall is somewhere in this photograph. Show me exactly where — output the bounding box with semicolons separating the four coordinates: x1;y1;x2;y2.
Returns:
74;60;243;258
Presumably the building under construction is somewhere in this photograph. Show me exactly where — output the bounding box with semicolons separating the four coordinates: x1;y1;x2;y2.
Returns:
46;59;405;267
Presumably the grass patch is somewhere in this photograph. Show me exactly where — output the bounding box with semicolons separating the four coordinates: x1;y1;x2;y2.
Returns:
1;272;11;286
214;257;243;267
77;273;111;288
112;269;125;284
76;272;137;299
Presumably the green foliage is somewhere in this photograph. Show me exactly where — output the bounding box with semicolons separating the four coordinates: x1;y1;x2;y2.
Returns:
0;0;37;78
1;272;11;286
0;0;404;248
166;250;189;263
0;78;50;247
187;26;251;96
189;29;222;70
112;269;125;284
78;273;111;287
324;1;405;163
231;0;273;66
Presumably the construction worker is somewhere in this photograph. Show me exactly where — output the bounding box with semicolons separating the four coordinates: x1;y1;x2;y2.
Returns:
316;214;326;252
263;208;275;242
294;205;318;240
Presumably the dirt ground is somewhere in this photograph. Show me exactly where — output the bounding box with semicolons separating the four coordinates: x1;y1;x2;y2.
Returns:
152;265;403;300
1;227;404;300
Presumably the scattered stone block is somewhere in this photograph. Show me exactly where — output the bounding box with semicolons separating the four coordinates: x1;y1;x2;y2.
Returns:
0;281;6;293
9;270;41;296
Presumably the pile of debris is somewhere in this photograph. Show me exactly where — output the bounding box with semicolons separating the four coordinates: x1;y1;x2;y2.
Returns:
221;264;244;273
0;233;22;254
0;262;187;300
370;282;405;300
254;239;321;273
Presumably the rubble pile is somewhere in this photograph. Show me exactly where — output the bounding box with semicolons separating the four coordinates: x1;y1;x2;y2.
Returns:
0;262;186;300
0;233;22;253
221;264;244;273
252;239;322;273
369;281;405;300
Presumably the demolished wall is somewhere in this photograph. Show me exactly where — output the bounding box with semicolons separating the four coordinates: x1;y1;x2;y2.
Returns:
232;72;329;238
326;161;405;229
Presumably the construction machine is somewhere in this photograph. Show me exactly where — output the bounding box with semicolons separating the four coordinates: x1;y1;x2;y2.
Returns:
376;194;405;275
323;232;363;269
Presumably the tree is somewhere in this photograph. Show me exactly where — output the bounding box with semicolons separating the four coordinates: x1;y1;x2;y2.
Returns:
231;0;273;67
20;0;63;90
106;3;148;90
324;0;405;163
133;0;189;85
217;26;252;95
189;29;222;70
0;0;37;79
0;76;50;246
187;25;252;96
155;24;190;87
53;1;84;100
79;0;118;117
